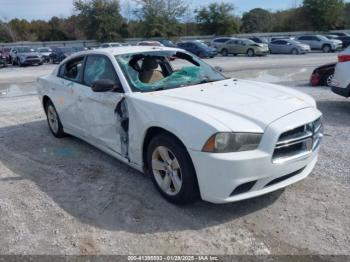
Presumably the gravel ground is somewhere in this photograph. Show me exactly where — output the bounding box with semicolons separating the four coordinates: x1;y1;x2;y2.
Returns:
0;53;349;255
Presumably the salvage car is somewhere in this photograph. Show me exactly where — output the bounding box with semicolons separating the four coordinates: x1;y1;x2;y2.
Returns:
220;38;269;57
310;63;336;87
10;46;43;66
37;46;323;204
269;39;310;54
331;46;350;97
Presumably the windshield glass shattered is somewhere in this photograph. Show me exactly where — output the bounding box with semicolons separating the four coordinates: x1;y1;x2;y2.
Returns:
115;51;225;92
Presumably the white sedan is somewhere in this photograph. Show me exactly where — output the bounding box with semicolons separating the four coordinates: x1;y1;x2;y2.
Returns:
332;46;350;98
37;46;323;204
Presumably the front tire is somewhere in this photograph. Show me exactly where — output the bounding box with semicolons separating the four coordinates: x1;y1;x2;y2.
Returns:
322;44;331;53
45;100;66;138
147;133;199;205
247;49;255;57
324;72;334;87
291;48;299;55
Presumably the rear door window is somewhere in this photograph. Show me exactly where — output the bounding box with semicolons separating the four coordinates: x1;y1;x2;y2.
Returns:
58;56;84;82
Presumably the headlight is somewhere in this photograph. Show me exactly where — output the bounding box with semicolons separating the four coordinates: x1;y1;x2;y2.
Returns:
202;132;263;153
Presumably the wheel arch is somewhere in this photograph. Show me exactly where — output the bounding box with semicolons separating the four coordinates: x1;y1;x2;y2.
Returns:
142;126;193;172
42;95;51;111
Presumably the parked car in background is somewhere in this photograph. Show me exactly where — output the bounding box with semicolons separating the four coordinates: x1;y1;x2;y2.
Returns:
335;36;350;48
37;46;322;204
177;41;217;58
270;37;292;42
295;35;342;52
324;34;339;40
269;39;310;54
49;47;79;63
10;46;43;66
37;47;52;63
1;47;12;64
137;41;164;47
331;47;350;97
310;63;336;87
159;40;176;47
0;53;7;67
210;37;232;50
219;38;269;57
329;32;350;37
100;43;123;48
249;37;268;45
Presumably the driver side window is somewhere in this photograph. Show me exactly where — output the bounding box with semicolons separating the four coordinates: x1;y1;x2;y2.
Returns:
83;55;120;87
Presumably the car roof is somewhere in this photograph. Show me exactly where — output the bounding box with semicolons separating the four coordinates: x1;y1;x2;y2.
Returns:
68;46;184;58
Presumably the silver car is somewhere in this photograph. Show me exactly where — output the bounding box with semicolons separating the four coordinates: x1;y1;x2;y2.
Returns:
269;39;311;54
295;35;342;53
10;46;43;66
210;37;232;50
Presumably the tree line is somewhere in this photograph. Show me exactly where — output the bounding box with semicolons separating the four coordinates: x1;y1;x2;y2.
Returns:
0;0;349;43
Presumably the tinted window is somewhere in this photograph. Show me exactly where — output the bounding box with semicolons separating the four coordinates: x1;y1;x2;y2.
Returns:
83;55;119;87
215;38;230;43
272;40;285;45
59;56;84;81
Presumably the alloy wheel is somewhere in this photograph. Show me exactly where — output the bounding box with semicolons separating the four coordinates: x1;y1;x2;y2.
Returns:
326;74;334;87
47;105;59;133
151;146;182;196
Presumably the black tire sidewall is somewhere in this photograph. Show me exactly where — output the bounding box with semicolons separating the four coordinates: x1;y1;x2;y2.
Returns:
146;134;199;205
247;49;254;56
323;45;331;53
45;100;65;138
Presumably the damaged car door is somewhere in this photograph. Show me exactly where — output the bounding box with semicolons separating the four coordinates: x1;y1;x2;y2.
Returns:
80;54;127;156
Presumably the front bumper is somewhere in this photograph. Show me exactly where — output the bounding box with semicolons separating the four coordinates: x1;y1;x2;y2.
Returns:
22;58;42;65
189;108;322;204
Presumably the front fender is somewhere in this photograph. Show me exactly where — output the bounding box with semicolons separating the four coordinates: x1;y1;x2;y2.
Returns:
126;96;230;166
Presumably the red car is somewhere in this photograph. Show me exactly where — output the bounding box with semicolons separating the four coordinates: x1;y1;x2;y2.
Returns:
310;63;336;87
1;47;12;64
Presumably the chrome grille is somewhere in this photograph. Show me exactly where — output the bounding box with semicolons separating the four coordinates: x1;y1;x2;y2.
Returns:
272;118;323;164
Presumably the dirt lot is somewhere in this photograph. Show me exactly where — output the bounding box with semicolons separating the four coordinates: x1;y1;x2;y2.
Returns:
0;53;349;255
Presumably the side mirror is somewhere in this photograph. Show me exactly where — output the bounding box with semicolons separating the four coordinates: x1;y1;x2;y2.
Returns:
91;79;123;93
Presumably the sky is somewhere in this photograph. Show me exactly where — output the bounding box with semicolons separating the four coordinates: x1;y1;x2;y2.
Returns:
0;0;309;21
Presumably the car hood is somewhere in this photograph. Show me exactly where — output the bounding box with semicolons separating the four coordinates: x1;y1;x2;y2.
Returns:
330;39;342;44
143;79;316;131
299;44;310;49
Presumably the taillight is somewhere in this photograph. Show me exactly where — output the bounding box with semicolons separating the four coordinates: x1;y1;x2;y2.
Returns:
338;54;350;62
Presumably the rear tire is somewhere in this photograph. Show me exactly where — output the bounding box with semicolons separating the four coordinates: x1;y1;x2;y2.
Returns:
45;100;66;138
146;133;199;205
